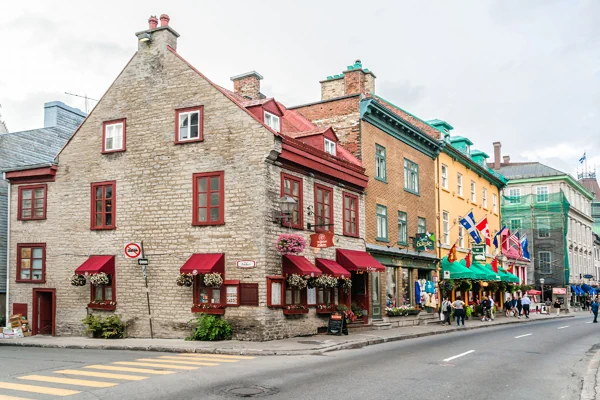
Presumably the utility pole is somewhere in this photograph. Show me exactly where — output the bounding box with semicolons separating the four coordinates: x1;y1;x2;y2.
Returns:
64;92;99;113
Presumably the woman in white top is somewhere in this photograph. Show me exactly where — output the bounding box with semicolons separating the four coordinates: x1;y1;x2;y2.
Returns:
452;296;466;327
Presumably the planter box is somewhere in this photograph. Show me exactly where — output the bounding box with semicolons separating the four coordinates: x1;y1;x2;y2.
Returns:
87;303;116;311
283;309;309;315
191;307;225;315
316;309;336;315
406;310;421;316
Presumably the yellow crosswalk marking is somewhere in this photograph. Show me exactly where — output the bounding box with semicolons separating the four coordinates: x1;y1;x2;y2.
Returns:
0;382;80;396
112;361;198;370
165;355;237;363
54;369;148;381
176;353;255;360
138;357;219;366
84;365;174;375
0;395;35;400
18;375;117;388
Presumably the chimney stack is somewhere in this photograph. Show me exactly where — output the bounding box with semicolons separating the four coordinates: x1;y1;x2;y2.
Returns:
148;15;158;29
136;14;180;51
160;14;170;27
320;60;376;101
231;71;264;100
493;141;501;169
503;155;510;164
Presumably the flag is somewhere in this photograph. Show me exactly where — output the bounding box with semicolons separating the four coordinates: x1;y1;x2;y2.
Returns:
580;152;586;163
493;227;506;249
428;232;436;243
448;243;457;263
491;256;498;273
465;250;471;268
475;216;491;247
520;234;530;260
459;212;481;244
501;228;511;252
509;231;520;250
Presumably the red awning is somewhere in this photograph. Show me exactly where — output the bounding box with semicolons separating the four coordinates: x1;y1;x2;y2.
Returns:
527;290;542;295
75;256;115;275
315;258;351;278
336;249;385;272
282;255;322;277
180;253;225;274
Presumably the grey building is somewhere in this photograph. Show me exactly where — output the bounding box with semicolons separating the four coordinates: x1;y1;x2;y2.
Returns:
0;102;85;322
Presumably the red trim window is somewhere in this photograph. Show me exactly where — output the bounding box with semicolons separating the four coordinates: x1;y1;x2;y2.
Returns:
175;106;204;144
102;119;126;153
314;184;333;233
90;274;116;310
18;184;47;220
342;192;359;237
267;276;284;307
91;181;116;230
317;288;336;306
16;243;46;283
194;276;224;308
281;173;303;229
192;171;224;226
285;280;306;306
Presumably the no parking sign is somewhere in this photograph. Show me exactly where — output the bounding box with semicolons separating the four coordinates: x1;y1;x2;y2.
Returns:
123;242;143;259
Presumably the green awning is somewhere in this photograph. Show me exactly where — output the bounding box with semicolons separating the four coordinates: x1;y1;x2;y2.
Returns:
440;257;475;280
498;268;520;283
464;260;500;281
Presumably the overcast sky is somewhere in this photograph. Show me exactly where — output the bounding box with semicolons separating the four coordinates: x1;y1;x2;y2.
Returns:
1;0;598;177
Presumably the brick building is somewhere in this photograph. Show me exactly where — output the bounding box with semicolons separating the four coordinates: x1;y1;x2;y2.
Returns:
5;16;380;340
291;61;442;320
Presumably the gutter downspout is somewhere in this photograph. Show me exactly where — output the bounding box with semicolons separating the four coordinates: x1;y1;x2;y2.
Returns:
3;173;9;325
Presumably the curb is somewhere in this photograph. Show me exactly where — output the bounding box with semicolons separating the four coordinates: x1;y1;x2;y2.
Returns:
581;346;600;400
0;314;575;356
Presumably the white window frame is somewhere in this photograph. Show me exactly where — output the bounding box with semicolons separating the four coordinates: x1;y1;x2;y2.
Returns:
376;205;388;240
375;144;386;181
536;186;549;203
324;138;336;156
539;251;552;274
104;121;124;151
442;211;450;245
493;193;498;213
178;110;201;141
441;165;448;190
458;226;465;248
457;173;463;196
482;188;488;209
508;188;521;204
470;181;476;202
264;111;280;133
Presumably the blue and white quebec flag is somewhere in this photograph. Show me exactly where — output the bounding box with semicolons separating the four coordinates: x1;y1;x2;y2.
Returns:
459;211;481;244
580;152;586;163
521;234;531;260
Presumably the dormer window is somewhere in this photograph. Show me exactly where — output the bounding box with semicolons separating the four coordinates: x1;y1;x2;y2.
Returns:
102;119;126;153
324;138;336;156
465;145;471;154
264;111;280;133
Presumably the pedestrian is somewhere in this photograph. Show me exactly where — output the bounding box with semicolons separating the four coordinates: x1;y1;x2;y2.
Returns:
441;297;452;326
516;296;523;319
452;296;466;327
521;295;531;319
504;297;512;317
544;298;552;315
489;296;495;321
592;299;599;323
553;298;561;316
586;298;591;311
481;295;491;321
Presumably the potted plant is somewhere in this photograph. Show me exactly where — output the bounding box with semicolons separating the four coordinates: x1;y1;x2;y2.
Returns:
89;272;109;286
337;305;356;323
316;304;338;314
276;234;306;255
203;272;223;288
191;303;225;315
176;273;193;287
283;304;308;315
287;274;307;289
339;278;352;294
71;274;86;287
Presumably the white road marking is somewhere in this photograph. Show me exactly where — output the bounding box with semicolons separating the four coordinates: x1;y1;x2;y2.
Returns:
443;350;475;362
515;333;532;339
557;326;570;329
586;322;593;324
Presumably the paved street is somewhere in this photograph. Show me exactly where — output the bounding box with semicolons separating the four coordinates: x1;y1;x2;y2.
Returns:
1;314;599;400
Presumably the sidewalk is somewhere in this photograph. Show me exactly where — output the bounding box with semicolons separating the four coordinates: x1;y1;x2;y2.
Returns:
0;312;575;356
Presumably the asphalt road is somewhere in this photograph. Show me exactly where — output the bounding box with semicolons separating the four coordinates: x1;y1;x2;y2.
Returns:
1;315;599;400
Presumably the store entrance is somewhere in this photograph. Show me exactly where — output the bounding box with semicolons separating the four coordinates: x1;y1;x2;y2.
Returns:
351;271;369;323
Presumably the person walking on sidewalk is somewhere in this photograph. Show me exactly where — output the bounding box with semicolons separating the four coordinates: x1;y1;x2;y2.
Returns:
545;298;552;315
489;296;495;320
516;296;523;319
504;296;512;317
586;297;591;311
452;296;466;327
592;299;599;323
481;296;491;322
441;297;452;326
521;295;531;319
553;298;562;316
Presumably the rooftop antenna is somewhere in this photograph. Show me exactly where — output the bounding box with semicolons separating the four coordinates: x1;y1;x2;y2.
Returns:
64;92;99;114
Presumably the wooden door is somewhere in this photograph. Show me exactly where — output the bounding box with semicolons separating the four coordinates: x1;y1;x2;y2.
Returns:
37;292;53;335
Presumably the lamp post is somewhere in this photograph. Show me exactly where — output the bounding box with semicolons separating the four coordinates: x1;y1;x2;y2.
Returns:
277;195;297;223
540;278;545;313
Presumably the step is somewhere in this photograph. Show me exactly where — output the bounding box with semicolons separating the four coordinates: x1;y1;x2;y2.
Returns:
373;322;392;330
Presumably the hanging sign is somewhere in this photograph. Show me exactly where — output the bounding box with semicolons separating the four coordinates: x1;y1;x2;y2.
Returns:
472;244;486;262
415;233;435;252
584;274;594;279
310;233;335;249
443;270;451;279
123;243;142;259
236;260;256;269
553;287;567;295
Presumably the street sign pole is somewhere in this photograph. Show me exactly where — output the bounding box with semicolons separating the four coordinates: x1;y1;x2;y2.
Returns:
140;241;153;339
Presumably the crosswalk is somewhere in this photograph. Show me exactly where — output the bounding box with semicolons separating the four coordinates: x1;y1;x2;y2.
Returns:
0;353;255;399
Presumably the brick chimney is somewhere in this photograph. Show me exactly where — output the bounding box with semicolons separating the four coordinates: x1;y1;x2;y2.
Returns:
231;71;264;100
135;14;180;51
503;155;510;164
493;142;501;169
320;60;376;101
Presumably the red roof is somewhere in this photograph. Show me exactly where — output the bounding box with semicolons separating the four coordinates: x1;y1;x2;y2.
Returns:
180;253;225;275
315;258;351;278
336;249;385;272
75;256;115;275
278;102;317;133
282;255;322;277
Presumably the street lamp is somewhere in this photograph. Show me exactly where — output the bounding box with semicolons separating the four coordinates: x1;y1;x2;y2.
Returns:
274;195;297;223
540;278;545;311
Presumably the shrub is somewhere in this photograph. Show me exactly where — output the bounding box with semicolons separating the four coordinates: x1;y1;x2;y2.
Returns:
81;314;125;339
186;314;232;341
82;314;103;336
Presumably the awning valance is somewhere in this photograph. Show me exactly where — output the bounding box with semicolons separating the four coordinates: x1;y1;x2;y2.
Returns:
582;284;592;293
497;268;519;283
440;257;475;280
180;253;224;275
336;249;385;272
282;255;322;277
75;255;115;275
315;258;351;278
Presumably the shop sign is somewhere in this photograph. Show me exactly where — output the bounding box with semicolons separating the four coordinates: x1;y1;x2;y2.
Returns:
236;260;256;269
553;287;567;295
443;270;451;279
123;242;142;259
310;233;335;248
584;274;594;279
414;233;435;252
472;244;486;262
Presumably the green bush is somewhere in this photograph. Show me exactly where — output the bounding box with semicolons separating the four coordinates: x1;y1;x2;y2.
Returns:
0;316;6;327
81;314;125;339
186;314;232;341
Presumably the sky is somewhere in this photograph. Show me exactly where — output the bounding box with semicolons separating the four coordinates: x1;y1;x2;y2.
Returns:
1;0;598;178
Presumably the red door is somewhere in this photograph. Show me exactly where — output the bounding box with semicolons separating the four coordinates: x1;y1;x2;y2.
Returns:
36;292;53;335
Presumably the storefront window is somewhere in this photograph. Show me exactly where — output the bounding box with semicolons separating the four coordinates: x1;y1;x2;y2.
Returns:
317;288;335;305
285;283;303;305
401;268;411;305
386;267;397;307
195;276;222;306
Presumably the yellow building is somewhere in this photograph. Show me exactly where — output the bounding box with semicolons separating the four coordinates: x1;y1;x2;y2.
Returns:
429;120;507;304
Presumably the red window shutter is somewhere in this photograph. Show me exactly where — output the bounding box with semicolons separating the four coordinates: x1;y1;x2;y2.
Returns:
12;303;28;319
239;283;259;306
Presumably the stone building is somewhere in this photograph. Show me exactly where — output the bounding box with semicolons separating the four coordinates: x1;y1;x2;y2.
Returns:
6;16;377;340
291;61;442;320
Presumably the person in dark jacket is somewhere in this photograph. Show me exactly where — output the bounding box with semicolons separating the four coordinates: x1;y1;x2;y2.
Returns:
553;298;562;316
516;296;523;319
592;299;599;323
481;296;491;321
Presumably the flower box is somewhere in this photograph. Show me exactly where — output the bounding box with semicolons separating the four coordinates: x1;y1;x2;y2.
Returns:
316;309;335;315
406;310;421;316
87;303;116;311
283;309;309;315
191;307;225;315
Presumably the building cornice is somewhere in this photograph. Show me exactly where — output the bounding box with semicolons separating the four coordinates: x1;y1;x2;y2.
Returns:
442;144;507;189
507;175;594;200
